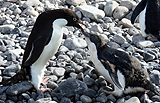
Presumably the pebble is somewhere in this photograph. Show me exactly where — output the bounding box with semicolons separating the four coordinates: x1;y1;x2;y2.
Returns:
104;1;119;17
23;6;39;17
118;18;133;28
113;6;129;19
0;24;15;34
113;34;126;45
6;81;33;96
124;97;140;103
58;78;88;97
80;95;92;103
120;0;136;10
76;5;105;22
137;40;154;48
64;37;87;50
65;0;86;6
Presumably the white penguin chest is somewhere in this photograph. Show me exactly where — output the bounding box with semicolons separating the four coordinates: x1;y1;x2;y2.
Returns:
139;5;147;37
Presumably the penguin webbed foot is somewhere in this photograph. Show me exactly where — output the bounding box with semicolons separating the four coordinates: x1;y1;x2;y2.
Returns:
39;87;51;92
41;77;49;85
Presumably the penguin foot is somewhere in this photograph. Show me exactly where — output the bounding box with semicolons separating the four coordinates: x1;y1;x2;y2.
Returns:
41;77;49;85
39;88;50;92
100;90;113;94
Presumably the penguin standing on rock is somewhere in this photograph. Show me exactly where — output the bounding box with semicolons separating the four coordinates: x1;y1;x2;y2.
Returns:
0;8;85;92
82;31;160;96
131;0;160;40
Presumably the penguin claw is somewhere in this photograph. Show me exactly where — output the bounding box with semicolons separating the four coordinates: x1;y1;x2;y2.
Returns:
41;77;49;85
39;88;50;92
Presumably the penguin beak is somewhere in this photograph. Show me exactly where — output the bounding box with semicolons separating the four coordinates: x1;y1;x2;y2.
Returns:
77;20;86;32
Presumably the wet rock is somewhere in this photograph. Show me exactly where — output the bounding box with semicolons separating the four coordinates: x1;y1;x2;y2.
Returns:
80;95;92;103
6;81;33;96
58;78;88;97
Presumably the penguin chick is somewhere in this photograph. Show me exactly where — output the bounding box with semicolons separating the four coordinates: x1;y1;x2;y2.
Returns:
82;31;160;97
131;0;160;40
0;8;85;92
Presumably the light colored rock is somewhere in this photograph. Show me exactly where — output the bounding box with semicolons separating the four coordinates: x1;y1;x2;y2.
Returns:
120;0;136;10
113;34;126;45
64;37;87;50
0;24;15;34
137;41;154;49
9;49;24;57
119;18;133;28
76;5;105;22
53;67;65;77
23;0;41;8
124;97;140;103
76;11;82;19
113;6;129;19
109;26;123;34
65;0;86;6
13;7;22;15
104;1;119;17
23;6;39;17
89;24;103;33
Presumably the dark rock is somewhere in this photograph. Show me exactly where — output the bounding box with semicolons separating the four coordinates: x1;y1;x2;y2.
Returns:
152;95;160;102
7;95;18;102
6;81;33;96
21;93;30;100
96;94;108;103
107;94;116;102
0;86;8;94
10;27;21;34
80;95;92;103
83;76;95;87
85;89;97;98
35;98;52;103
28;98;35;103
5;100;15;103
58;78;88;97
47;81;58;90
143;52;155;62
60;97;71;103
0;100;5;103
0;93;7;101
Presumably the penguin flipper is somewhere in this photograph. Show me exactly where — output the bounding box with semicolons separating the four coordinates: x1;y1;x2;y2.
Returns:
131;0;147;24
101;60;123;90
23;36;50;66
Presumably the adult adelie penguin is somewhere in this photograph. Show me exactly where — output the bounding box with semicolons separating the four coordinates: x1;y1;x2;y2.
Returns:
82;31;160;96
0;8;85;91
131;0;160;40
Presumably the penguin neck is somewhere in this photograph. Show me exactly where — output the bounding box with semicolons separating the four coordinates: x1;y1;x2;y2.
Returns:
52;18;68;29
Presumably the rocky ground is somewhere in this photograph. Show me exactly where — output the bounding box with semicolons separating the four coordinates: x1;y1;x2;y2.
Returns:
0;0;160;103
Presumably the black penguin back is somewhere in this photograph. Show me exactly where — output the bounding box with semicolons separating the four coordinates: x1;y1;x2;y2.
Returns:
145;0;160;40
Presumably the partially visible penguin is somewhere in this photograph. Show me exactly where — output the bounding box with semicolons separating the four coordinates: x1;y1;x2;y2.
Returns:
0;8;85;91
131;0;160;40
82;31;160;96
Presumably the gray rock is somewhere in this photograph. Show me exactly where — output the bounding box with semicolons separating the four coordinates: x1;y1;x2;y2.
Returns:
82;17;91;22
107;94;116;102
26;18;36;26
0;93;7;101
128;27;140;35
76;5;105;22
124;97;140;103
76;11;82;19
65;0;86;6
0;24;15;34
137;41;154;48
64;37;87;50
132;36;145;46
45;75;58;81
109;26;123;34
85;89;96;98
89;24;103;33
60;97;71;103
13;8;22;15
103;17;112;23
47;81;58;90
21;93;30;100
96;93;107;102
83;76;95;86
120;0;136;10
59;46;69;52
23;6;39;17
104;1;119;17
118;18;133;28
0;86;8;95
23;0;41;8
113;6;129;19
108;42;120;49
6;81;33;96
150;70;160;85
143;52;155;62
3;64;20;76
152;95;160;102
35;98;52;103
58;78;88;97
28;98;35;103
80;95;92;103
113;34;126;45
53;67;65;77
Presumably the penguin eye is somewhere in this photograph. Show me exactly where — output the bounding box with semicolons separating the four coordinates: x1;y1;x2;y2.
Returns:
73;17;77;21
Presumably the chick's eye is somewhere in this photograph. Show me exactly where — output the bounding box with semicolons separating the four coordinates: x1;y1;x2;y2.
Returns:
73;17;77;21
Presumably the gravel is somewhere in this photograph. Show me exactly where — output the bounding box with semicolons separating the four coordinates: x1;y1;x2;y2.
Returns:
0;0;160;103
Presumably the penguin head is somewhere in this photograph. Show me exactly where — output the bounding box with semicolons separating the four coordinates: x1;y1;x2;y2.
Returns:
59;8;85;31
82;31;107;49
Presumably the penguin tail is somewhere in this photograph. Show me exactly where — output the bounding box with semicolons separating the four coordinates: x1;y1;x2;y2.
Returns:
145;81;160;96
0;69;26;86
